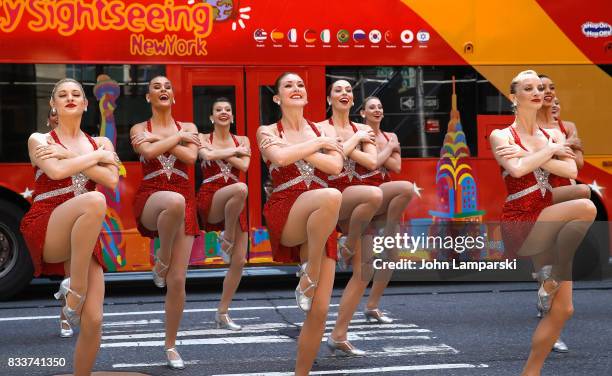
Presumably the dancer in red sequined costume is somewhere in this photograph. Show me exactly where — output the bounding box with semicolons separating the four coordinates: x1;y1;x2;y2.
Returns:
197;98;250;331
317;80;383;356
359;96;415;324
130;76;200;370
536;76;590;202
257;72;344;376
490;70;595;376
21;78;119;376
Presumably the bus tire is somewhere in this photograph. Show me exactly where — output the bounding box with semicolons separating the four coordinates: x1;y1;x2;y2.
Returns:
0;201;33;300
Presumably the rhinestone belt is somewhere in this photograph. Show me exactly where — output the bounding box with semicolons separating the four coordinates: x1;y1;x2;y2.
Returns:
34;173;89;202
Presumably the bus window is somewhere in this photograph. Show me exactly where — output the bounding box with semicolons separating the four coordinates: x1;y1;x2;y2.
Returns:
0;64;165;162
326;66;481;158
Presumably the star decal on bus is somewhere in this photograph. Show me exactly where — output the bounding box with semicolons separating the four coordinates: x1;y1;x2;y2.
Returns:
589;180;605;197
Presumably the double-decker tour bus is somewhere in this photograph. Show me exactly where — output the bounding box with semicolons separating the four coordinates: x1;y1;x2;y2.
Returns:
0;0;610;298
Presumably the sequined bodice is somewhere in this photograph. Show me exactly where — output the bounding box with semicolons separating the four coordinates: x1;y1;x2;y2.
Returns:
201;133;240;185
502;126;553;203
140;120;189;182
267;121;328;193
31;130;97;203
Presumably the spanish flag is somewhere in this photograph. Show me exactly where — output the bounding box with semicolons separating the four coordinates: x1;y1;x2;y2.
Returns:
271;29;284;42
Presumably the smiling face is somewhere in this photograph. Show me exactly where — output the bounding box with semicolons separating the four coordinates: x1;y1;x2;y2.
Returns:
512;73;544;112
147;76;174;109
210;101;233;127
328;80;353;112
274;73;308;108
50;80;88;119
361;97;384;124
540;76;556;108
551;97;561;119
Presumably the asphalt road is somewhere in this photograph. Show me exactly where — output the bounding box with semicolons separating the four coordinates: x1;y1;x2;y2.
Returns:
0;276;611;376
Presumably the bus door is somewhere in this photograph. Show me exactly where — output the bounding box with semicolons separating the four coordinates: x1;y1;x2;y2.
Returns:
171;66;326;260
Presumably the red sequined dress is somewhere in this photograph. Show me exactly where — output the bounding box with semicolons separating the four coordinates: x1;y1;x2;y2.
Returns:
20;130;106;277
548;119;574;188
133;120;199;238
327;118;372;192
501;126;553;255
359;130;392;186
263;120;338;263
197;132;247;232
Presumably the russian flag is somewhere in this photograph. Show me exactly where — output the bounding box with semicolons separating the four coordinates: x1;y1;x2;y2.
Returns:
353;29;366;42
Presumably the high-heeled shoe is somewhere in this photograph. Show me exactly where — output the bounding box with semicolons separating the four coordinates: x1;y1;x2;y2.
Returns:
295;263;316;313
337;236;354;270
533;265;559;314
215;311;242;331
364;308;393;324
165;347;185;370
326;336;366;357
53;278;85;328
152;257;169;288
218;231;234;263
552;337;569;353
59;318;73;338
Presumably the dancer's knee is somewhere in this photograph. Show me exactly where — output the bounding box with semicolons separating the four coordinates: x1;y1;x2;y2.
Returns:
166;194;186;217
81;191;107;218
309;301;329;323
366;187;383;209
399;181;414;199
81;307;103;334
234;182;248;200
319;188;342;211
576;198;597;221
552;302;574;321
166;272;186;293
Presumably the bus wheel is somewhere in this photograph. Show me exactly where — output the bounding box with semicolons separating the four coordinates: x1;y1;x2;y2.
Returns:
0;202;33;300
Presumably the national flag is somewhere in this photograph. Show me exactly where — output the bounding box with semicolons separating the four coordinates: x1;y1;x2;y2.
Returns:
384;30;393;43
287;28;298;43
337;29;349;43
270;29;284;42
253;28;267;42
353;29;366;42
369;29;382;43
320;29;331;43
304;29;317;43
417;30;430;43
400;29;414;43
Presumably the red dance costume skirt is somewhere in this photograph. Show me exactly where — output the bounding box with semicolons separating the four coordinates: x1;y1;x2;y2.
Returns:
133;155;199;238
196;132;247;233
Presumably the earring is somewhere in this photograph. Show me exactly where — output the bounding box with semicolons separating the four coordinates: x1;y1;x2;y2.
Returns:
46;121;50;128
84;107;87;112
211;119;214;124
274;100;281;105
361;115;365;119
146;98;150;103
51;108;57;116
173;98;176;104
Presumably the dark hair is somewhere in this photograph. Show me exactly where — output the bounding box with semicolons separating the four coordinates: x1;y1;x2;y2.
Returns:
326;79;354;97
363;96;381;108
210;97;233;115
538;74;551;80
148;75;171;93
273;72;300;94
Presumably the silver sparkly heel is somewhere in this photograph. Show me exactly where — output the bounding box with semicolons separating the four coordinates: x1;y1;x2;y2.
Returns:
533;265;560;314
215;311;242;331
295;263;316;313
53;278;85;328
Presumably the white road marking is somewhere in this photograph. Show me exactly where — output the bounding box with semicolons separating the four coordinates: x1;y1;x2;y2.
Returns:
210;363;489;375
103;319;163;327
0;304;339;322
